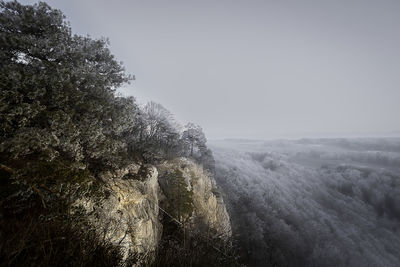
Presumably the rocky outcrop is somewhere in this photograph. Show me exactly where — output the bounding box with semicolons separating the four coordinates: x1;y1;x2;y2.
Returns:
74;158;231;266
158;158;232;238
74;164;161;265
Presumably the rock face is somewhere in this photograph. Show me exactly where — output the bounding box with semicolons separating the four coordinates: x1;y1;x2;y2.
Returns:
74;158;231;266
75;163;162;265
159;158;232;237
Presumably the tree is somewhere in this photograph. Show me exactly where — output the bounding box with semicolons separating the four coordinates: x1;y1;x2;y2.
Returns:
0;0;133;168
199;147;216;173
181;123;206;157
129;102;182;162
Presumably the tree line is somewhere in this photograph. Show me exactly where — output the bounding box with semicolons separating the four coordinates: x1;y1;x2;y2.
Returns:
0;1;214;174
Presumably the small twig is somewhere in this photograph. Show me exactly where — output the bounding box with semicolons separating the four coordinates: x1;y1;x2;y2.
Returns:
0;163;15;174
32;185;47;209
39;184;57;193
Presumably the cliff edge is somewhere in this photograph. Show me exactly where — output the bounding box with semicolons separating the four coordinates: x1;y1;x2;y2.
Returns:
74;158;231;266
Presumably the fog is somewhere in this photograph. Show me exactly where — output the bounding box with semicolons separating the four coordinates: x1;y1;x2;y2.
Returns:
210;138;400;266
4;1;400;266
18;0;400;139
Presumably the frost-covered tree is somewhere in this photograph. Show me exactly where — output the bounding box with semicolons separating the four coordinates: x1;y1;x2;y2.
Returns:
181;123;206;157
0;1;133;168
142;102;178;141
129;101;182;162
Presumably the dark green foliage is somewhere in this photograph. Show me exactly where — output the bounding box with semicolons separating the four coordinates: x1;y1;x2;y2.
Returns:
159;168;194;221
0;0;134;169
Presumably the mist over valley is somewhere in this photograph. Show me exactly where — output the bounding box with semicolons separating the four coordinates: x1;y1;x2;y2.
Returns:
2;1;400;266
210;138;400;266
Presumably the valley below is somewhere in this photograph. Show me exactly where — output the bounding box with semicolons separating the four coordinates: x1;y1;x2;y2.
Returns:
210;138;400;267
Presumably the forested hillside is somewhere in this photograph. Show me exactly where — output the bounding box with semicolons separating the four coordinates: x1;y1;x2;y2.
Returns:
210;138;400;267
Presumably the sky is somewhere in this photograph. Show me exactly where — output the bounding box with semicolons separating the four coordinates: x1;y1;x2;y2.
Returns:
20;0;400;139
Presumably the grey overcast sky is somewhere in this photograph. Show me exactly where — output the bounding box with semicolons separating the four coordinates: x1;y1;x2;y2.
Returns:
20;0;400;139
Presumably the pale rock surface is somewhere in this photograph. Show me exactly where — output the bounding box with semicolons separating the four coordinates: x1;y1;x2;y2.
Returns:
74;164;162;265
159;158;232;237
74;158;231;266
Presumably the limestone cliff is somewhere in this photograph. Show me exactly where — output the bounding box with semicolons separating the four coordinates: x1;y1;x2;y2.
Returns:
158;158;231;237
74;163;161;265
74;158;231;266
